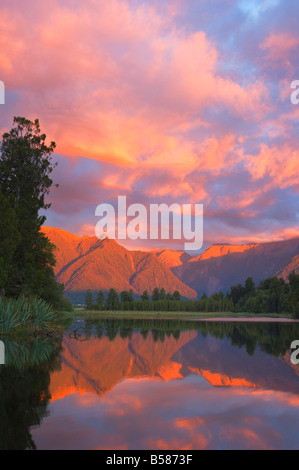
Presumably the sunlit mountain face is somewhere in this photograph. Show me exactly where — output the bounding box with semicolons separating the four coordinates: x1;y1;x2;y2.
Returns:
42;227;197;299
43;227;299;298
23;319;299;450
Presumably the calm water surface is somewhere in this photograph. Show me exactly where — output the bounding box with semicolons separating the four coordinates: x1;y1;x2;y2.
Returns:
1;318;299;450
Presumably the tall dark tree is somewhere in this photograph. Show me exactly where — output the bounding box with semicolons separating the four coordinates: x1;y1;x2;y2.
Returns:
159;288;166;300
288;271;299;317
141;290;149;301
96;290;104;309
244;277;255;295
120;290;129;303
85;289;93;310
128;289;134;302
120;289;134;303
0;117;62;304
105;288;120;310
229;284;245;306
152;288;160;301
0;190;20;294
172;290;180;301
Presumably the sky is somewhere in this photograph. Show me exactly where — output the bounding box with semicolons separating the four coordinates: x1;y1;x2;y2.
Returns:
1;0;299;251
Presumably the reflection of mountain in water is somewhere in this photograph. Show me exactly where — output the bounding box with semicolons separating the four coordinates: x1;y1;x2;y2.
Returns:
173;334;299;393
50;330;197;399
49;321;299;401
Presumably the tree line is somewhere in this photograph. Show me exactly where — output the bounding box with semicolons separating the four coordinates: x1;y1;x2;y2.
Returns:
79;317;299;357
84;272;299;318
84;287;187;312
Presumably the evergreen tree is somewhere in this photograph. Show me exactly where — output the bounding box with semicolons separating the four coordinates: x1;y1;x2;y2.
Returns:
141;290;149;301
96;290;104;309
159;288;166;300
0;190;20;295
105;288;120;310
245;277;255;295
0;117;63;305
173;290;180;301
288;271;299;317
85;289;93;310
128;289;134;302
120;291;129;303
120;290;134;303
152;288;160;301
229;284;245;306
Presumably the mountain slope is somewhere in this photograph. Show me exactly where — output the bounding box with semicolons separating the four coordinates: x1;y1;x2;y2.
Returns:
173;238;299;295
42;226;98;275
276;254;299;280
43;227;197;299
190;243;258;262
155;249;191;278
43;226;299;299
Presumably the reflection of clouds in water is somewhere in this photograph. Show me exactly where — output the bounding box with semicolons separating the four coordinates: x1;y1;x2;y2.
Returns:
29;322;299;449
32;374;299;450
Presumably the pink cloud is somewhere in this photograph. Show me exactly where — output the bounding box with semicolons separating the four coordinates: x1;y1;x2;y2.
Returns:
245;143;299;190
1;0;298;246
261;33;299;63
0;0;268;169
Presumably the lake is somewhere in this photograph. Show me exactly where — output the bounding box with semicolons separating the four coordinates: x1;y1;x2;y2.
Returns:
1;318;299;450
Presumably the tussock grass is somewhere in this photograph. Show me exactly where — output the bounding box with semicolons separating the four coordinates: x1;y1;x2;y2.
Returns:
0;296;58;334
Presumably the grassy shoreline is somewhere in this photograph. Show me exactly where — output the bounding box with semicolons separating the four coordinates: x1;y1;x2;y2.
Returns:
72;309;297;321
2;308;297;339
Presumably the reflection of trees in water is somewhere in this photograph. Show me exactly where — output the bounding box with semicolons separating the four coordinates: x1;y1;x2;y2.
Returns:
119;327;133;340
198;321;298;357
2;337;61;368
0;336;62;450
1;319;298;450
81;317;299;357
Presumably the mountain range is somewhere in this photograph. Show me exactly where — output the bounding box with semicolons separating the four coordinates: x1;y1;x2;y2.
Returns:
42;226;299;302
